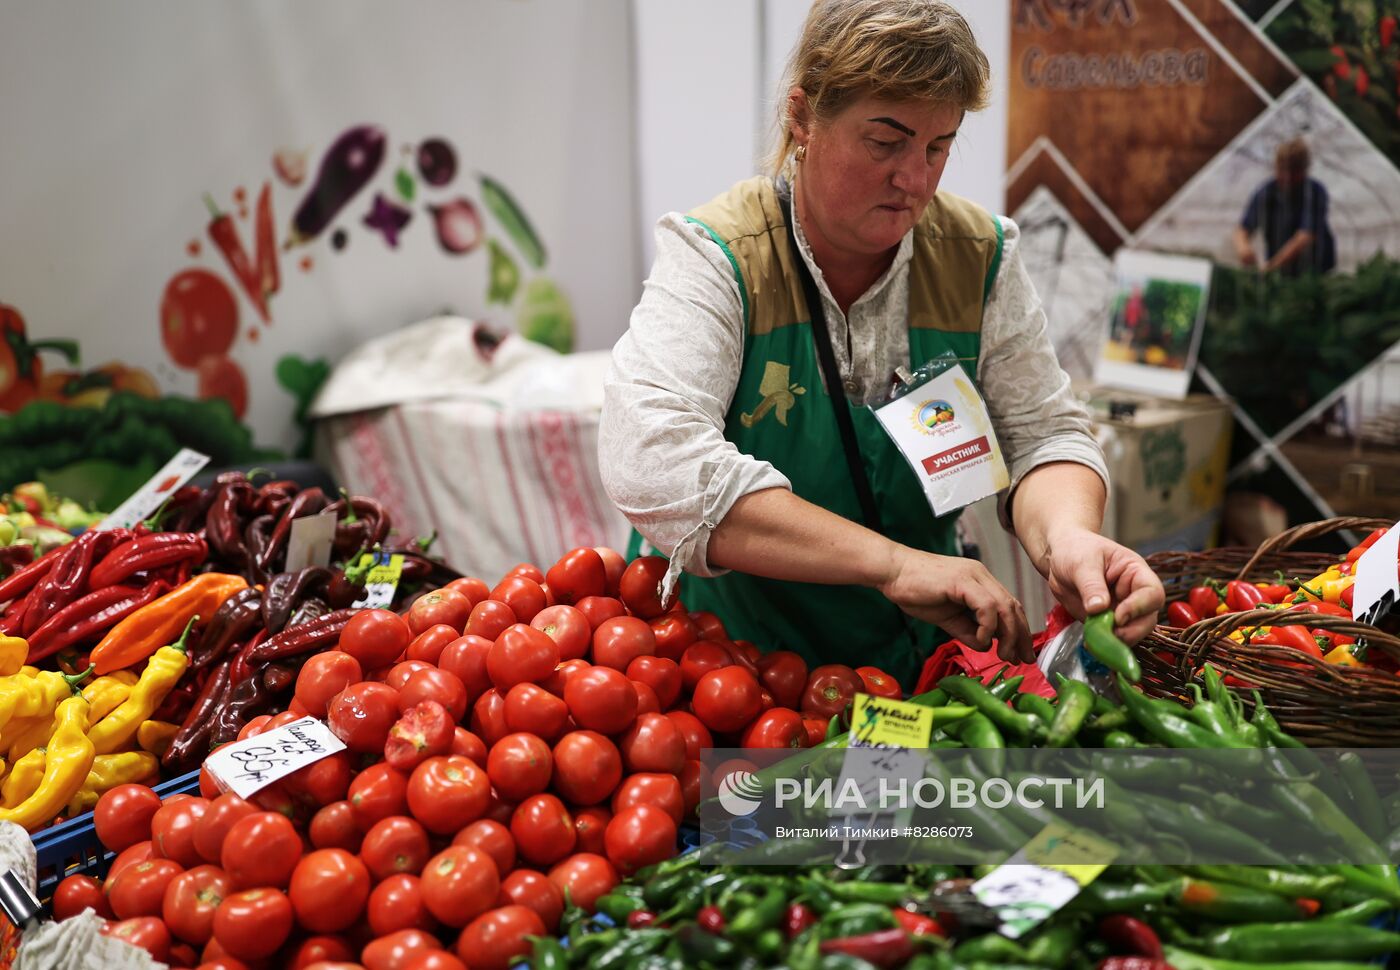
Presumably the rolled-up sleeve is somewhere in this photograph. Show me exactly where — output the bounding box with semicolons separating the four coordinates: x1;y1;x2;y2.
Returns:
599;214;791;578
977;218;1110;528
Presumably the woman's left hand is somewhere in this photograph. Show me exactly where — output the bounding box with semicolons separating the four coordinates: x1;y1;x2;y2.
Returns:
1042;528;1164;645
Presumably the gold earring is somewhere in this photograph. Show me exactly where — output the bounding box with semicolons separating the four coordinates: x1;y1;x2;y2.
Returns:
795;145;807;163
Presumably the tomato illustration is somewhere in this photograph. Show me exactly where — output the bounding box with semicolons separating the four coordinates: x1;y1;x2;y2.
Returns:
160;269;238;369
197;354;248;418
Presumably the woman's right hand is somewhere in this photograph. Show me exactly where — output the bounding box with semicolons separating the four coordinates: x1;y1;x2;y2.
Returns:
877;546;1034;663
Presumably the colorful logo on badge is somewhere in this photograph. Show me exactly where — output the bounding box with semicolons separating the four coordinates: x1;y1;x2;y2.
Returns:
914;399;955;434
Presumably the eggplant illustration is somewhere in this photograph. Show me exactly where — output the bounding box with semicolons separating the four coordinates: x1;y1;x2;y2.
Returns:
288;125;387;245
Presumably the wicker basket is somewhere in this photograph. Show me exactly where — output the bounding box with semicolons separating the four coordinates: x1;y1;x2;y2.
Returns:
1139;516;1399;746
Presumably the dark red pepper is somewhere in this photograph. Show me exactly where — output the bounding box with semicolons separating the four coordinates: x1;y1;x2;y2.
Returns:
819;928;916;968
254;480;299;516
785;902;817;938
0;544;35;581
257;487;328;575
21;529;130;636
261;566;331;635
163;658;232;773
890;909;942;938
1099;914;1164;959
261;664;297;695
697;905;725;934
243;514;276;585
152;676;201;724
211;665;276;747
229;630;268;685
24;581;170;663
188;587;263;671
206;481;253;565
88;532;208;588
246;609;355;664
1166;601;1201;627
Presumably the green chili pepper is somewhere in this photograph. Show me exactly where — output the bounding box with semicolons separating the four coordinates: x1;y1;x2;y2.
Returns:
1069;879;1175;914
1086;709;1131;733
819;902;898;938
1047;677;1094;748
1118;676;1231;748
1200;923;1400;962
1134;792;1291;864
1024;921;1082;969
1014;691;1059;730
810;876;913;906
1174;878;1314;922
527;935;567;970
568;928;625;962
1186;684;1243;742
729;881;789;937
595;891;649;922
1336;752;1387;842
952;933;1031;962
1319;898;1392;923
1181;865;1343;899
990;675;1026;701
674;924;737;963
586;928;670;969
1100;730;1140;748
938;676;1036;744
1084;611;1140;681
1163;945;1378;970
1264;760;1389;865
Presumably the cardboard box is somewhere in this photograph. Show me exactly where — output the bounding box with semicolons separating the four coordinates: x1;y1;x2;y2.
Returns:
1082;386;1234;556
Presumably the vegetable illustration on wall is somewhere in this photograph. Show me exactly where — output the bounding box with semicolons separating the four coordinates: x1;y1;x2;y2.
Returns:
0;123;574;497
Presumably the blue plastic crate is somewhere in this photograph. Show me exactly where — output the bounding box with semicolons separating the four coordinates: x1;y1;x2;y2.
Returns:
30;769;200;902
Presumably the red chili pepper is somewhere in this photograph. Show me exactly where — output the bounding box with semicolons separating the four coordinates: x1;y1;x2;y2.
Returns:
891;908;943;937
229;629;268;684
1098;914;1164;958
785;902;817;938
21;529;130;637
1340;584;1355;610
1254;623;1324;658
1383;16;1397;47
626;910;658;929
1225;580;1266;613
1188;586;1220;619
88;532;208;589
24;581;169;663
1286;601;1351;618
245;608;354;665
1257;583;1291;603
1166;601;1202;627
697;905;725;934
819;928;916;968
0;552;54;605
205;194;269;322
1097;960;1173;970
1348;528;1388;562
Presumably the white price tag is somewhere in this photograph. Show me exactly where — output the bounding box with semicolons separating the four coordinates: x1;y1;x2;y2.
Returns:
352;552;405;610
1352;522;1399;625
98;448;210;530
285;510;338;573
204;716;346;799
971;822;1118;939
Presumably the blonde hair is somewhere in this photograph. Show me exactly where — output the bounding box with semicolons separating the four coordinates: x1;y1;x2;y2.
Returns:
770;0;991;176
1276;138;1310;174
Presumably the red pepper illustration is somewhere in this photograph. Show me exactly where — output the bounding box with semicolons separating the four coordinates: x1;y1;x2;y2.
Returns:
254;182;280;311
0;305;79;414
204;193;270;323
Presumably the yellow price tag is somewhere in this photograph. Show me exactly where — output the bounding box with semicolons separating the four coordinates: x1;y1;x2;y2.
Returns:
849;693;936;749
1022;821;1118;883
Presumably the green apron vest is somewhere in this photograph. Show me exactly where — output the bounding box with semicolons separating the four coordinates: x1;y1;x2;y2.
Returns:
632;176;1004;689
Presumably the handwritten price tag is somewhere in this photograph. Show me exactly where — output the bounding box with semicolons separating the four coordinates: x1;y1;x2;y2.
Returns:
1352;522;1399;625
352;552;405;610
98;448;209;530
204;716;346;799
972;821;1118;939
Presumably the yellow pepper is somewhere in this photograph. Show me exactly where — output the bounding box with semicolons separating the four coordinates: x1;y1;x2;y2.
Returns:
1326;644;1362;666
0;692;94;831
65;751;159;816
5;717;51;764
136;720;179;759
83;672;137;727
0;637;27;677
1;748;44;808
87;618;193;756
0;668;91;738
1298;567;1355;605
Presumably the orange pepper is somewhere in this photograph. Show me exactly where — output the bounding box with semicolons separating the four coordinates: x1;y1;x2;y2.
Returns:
88;573;246;674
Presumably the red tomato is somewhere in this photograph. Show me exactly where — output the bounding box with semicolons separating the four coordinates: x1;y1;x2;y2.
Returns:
757;651;809;710
611;773;685;826
649;614;699;663
368;874;436;936
551;731;623;806
341;610;413;669
502;683;570;742
221;811;301;890
855;665;902;699
509;794;576;867
455;905;545;970
285;751;353;806
446;577;491;607
594;547;626;596
590;617;656;671
490;577;547;624
665;711;714;761
235;716;271;742
619;713;687;774
290;848;371;933
398;668;468;720
451;727;488;766
487;733;554;802
152;796;208;869
385;700;456;773
465;600;517;641
573;807;611;856
169;941;198;969
193;793;257;865
437;635;493;703
109;841;154;881
692;667;762;733
309;800;362;852
633;680;661;715
212;888;293;960
689;611;728;642
498;868;563;932
680;760;703;817
288;935;357;970
564;666;637;734
349;763;411;830
162;865;231;946
362;815;432;879
470;689;510;747
546;854;618;912
102;915;171;963
488;624;560;691
604;804;677;876
407;588;473;636
94;783;161;852
741;708;807;749
803;718;828;748
108;858;183;919
802;665;864;719
757;688;776;713
618;557;671;619
195;355;248;418
421;845;501;928
507;563;546;583
680;642;734;692
484;787;517;826
407;756;491;835
452;819;516;878
545;548;607;605
53;873;111;921
406;624;460;665
575;596;625;630
530;605;591;661
406;952;467;970
362;928;440;970
328;681;400;753
729;641;762;678
385;660;436;691
540;659;590;698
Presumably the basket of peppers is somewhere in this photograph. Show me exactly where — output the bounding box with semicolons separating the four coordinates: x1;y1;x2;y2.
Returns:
1141;518;1400;746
